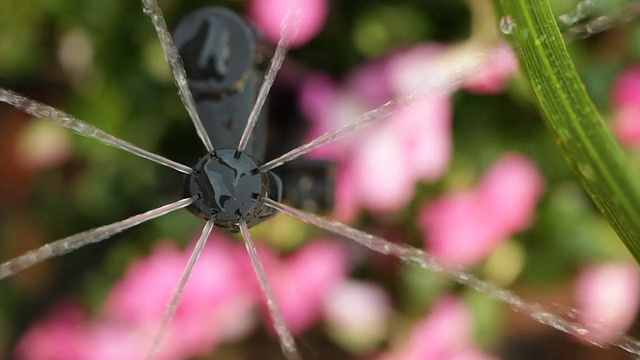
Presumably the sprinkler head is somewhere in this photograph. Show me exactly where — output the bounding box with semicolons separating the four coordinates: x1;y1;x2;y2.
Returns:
184;149;273;230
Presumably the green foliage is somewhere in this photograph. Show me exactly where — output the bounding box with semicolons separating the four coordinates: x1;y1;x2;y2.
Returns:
493;0;640;264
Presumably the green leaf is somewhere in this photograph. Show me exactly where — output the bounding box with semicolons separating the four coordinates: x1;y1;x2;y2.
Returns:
492;0;640;263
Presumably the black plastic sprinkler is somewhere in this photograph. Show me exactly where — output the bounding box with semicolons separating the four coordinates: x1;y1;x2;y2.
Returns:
173;7;280;229
184;149;280;230
173;7;268;159
173;6;333;230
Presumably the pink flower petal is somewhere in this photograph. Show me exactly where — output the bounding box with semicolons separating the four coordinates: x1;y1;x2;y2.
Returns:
104;233;258;358
300;44;456;219
81;323;149;360
322;280;391;351
377;296;495;360
105;242;186;323
421;191;501;266
449;348;500;360
247;0;328;48
421;153;544;267
477;153;545;232
299;73;369;159
252;239;349;335
298;73;340;136
351;128;415;213
610;67;640;146
333;81;452;217
462;43;518;94
335;163;360;222
387;44;448;96
345;59;394;106
15;302;88;360
612;107;640;147
612;66;640;109
391;96;452;181
575;261;640;343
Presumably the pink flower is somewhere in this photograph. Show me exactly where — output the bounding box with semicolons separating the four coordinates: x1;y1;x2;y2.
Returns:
299;48;452;221
613;67;640;108
247;0;328;48
322;280;391;352
298;74;362;160
461;43;519;94
420;153;544;267
336;93;451;219
245;239;350;335
386;44;449;96
477;153;545;231
377;296;497;360
17;232;350;359
104;233;258;359
299;41;519;221
611;66;640;146
15;302;88;360
575;261;640;343
388;43;516;98
346;59;395;106
80;323;149;360
611;107;640;145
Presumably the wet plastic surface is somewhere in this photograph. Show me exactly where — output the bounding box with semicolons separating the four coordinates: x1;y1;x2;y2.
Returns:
173;7;267;160
185;149;262;222
175;6;334;227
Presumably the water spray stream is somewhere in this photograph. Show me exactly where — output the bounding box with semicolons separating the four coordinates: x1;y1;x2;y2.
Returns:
141;0;215;152
237;2;300;153
147;219;215;360
264;198;640;356
239;218;302;360
0;198;194;280
0;88;193;174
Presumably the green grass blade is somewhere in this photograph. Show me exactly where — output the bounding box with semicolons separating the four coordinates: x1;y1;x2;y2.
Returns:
492;0;640;263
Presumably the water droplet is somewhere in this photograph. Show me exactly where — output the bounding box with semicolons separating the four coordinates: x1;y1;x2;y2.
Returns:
574;327;589;336
500;16;516;35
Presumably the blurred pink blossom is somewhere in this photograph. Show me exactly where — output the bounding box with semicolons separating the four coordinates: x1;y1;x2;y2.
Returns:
388;44;450;96
388;43;516;98
611;66;640;146
298;73;365;160
16;303;159;360
377;296;497;360
575;261;640;344
322;280;391;352
420;153;545;267
477;154;544;231
461;43;519;94
613;67;640;108
80;322;150;360
104;235;258;358
299;49;452;220
247;0;328;48
107;236;256;325
612;107;640;146
300;42;519;221
15;302;88;360
245;239;350;335
18;233;260;360
16;232;353;359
